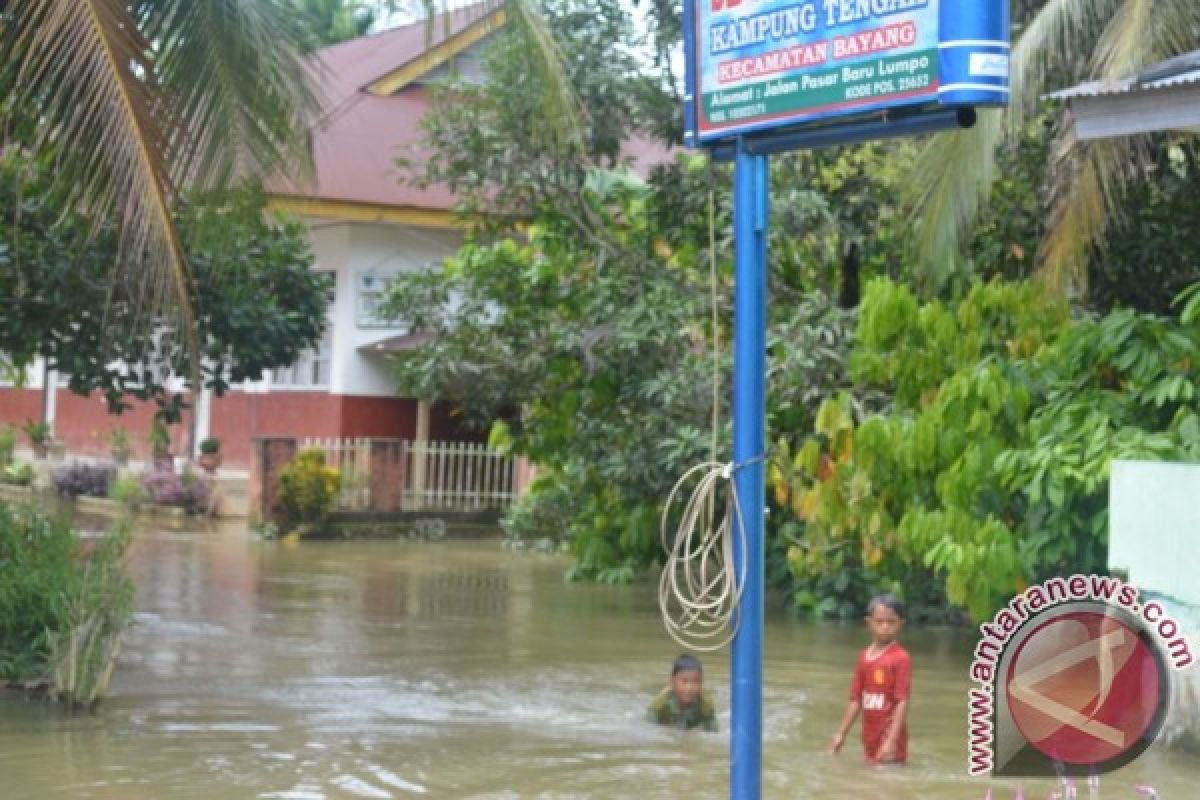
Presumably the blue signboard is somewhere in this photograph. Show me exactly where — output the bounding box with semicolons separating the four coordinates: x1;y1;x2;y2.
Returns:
683;0;1010;146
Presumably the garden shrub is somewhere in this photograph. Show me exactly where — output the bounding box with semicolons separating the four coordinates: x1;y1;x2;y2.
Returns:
53;463;116;499
108;476;144;509
140;467;212;514
276;448;340;533
1;463;34;486
0;502;133;709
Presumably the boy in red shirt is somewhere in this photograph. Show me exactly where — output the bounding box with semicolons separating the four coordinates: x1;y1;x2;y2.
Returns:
828;594;912;764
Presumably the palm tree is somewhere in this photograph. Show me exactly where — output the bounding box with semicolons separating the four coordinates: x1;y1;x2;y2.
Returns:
2;0;576;346
2;0;578;450
2;0;319;414
907;0;1200;296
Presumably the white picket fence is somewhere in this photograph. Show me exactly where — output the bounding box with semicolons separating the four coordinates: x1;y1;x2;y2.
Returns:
301;437;374;511
299;438;518;511
404;439;517;510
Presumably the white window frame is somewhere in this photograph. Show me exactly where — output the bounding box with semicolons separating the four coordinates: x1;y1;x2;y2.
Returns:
356;270;408;329
271;271;336;390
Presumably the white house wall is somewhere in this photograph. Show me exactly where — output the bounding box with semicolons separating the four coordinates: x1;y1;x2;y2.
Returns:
314;220;463;397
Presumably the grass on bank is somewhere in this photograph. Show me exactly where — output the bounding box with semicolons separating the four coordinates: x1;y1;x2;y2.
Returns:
0;501;133;711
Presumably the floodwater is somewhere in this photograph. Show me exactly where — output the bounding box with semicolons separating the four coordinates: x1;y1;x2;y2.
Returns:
1;528;1197;799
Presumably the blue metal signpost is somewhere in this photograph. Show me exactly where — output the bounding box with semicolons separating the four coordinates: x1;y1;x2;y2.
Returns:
731;139;768;800
681;2;1011;799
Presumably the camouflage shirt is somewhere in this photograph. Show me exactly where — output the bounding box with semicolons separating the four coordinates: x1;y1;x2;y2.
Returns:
645;688;718;732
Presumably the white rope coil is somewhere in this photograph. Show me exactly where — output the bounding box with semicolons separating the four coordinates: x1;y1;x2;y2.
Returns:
658;460;747;652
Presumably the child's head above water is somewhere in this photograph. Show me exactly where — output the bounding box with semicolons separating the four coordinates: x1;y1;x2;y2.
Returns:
865;593;906;646
670;653;704;707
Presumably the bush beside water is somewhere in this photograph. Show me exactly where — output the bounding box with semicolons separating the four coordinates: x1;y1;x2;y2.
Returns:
53;463;117;499
0;426;16;466
276;448;340;534
140;467;211;514
1;463;34;486
0;501;133;710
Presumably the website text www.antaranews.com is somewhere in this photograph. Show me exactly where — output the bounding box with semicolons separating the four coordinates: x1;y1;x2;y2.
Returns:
966;574;1195;776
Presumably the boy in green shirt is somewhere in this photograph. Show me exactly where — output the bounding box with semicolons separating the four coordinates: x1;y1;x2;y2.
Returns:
645;654;718;732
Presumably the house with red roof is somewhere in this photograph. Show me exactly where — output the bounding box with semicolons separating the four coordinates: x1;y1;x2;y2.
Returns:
1;6;507;470
0;4;671;476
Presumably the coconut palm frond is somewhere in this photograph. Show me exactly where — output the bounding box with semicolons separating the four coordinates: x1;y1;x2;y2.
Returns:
1090;0;1156;78
4;0;323;402
140;0;319;190
1038;0;1200;294
1141;0;1200;70
497;0;586;158
904;0;1122;290
1037;133;1135;297
8;0;197;351
905;111;1004;291
1006;0;1124;125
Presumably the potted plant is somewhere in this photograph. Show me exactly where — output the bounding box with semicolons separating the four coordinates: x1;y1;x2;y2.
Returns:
149;417;172;469
197;437;222;474
22;419;52;459
108;428;132;466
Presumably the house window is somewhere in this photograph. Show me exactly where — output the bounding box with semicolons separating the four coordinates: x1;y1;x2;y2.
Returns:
272;272;335;389
357;271;405;328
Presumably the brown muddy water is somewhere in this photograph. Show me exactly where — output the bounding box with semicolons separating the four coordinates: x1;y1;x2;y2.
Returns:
0;527;1196;799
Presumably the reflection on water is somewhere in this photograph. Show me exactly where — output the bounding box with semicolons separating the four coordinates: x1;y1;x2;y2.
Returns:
0;527;1197;799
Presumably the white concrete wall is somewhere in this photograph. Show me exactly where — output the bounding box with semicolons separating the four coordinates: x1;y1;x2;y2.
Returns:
1109;459;1200;605
309;220;462;397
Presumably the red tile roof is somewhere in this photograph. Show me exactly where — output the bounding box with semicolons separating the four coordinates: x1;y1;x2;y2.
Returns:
270;4;674;213
270;6;495;211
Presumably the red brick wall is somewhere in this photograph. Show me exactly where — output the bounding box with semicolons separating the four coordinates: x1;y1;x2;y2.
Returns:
0;388;46;435
0;387;187;461
56;391;190;460
210;392;343;467
340;395;419;439
1;386;451;469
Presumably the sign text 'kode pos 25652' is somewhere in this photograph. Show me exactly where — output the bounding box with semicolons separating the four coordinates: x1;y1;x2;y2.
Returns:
683;0;1011;145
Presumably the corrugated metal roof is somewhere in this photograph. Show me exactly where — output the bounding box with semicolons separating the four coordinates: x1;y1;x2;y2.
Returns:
1049;50;1200;99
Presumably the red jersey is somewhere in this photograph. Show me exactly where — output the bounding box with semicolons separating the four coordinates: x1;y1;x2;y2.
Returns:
849;642;911;763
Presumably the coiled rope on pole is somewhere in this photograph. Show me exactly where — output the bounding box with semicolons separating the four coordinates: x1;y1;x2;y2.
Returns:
658;460;747;652
657;186;746;653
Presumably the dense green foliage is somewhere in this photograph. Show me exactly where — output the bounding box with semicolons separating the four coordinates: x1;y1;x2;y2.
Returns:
0;154;329;410
395;0;1200;622
776;279;1200;621
386;173;717;581
410;0;649;223
0;503;132;709
1091;141;1200;315
292;0;377;50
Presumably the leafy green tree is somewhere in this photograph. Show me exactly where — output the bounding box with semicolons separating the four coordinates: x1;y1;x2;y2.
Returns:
1;0;319;408
409;0;654;224
778;277;1200;621
384;173;718;580
292;0;378;50
0;153;329;412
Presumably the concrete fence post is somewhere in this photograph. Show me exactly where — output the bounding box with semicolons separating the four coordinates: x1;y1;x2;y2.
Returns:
251;437;298;526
